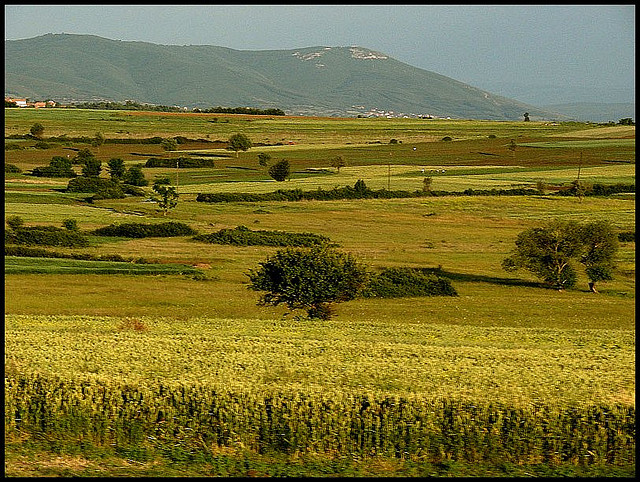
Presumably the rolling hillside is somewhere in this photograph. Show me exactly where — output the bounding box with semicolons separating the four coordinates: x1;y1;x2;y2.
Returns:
5;33;558;120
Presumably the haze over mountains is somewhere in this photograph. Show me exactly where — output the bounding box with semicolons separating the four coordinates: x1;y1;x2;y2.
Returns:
4;34;632;122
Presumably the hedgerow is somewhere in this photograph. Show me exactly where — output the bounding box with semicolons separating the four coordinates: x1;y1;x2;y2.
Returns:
144;156;216;168
91;222;197;238
193;225;334;247
196;180;542;203
4;245;149;263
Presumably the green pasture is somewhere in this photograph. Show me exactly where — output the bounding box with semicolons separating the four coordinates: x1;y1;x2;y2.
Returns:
4;110;635;475
4;108;629;144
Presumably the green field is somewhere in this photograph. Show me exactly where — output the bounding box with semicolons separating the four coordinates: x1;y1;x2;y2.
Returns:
4;108;635;476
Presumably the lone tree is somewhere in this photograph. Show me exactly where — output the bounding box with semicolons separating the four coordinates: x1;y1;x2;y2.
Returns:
247;246;368;320
227;133;252;157
502;219;619;292
30;122;45;139
331;155;346;172
523;112;530;122
268;159;290;181
151;177;179;216
257;152;271;167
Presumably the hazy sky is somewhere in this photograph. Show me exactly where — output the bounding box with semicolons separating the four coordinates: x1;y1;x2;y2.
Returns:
4;4;636;104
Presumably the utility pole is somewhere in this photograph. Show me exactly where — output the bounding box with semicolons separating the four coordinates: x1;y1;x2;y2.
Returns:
176;158;179;195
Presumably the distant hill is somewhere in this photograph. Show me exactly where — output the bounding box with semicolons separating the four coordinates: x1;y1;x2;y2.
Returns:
5;33;561;120
540;103;635;123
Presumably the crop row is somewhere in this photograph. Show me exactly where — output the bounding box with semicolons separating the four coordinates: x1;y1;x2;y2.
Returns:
4;374;634;465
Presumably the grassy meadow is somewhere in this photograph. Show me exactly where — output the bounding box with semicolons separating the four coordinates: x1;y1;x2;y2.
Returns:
4;108;635;476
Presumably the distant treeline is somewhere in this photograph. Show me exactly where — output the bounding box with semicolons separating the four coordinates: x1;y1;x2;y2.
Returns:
193;106;285;116
196;180;635;204
68;100;285;115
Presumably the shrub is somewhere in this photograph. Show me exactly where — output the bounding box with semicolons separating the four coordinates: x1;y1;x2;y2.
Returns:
91;222;197;238
618;231;635;242
62;219;79;231
5;225;89;247
66;177;119;193
6;215;25;230
193;225;334;247
364;267;458;298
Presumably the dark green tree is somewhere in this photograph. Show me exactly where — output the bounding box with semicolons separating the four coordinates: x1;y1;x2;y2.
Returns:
579;220;619;292
161;137;178;151
82;157;102;177
227;133;252;157
123;165;148;186
331;155;346;172
247;246;368;320
257;152;271;167
107;158;126;180
30;122;45;139
31;156;76;178
151;177;178;216
73;148;96;165
502;219;619;292
91;131;105;147
502;219;583;290
268;159;290;181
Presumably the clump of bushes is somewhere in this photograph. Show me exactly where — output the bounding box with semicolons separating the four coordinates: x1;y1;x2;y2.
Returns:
5;163;22;173
31;156;77;178
193;225;334;247
65;177;146;200
617;231;635;242
91;222;197;238
5;225;90;248
364;267;458;298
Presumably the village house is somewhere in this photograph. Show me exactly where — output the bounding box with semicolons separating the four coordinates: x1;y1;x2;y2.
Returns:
5;97;55;108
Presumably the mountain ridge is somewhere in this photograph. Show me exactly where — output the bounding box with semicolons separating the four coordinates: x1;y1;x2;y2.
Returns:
6;33;560;120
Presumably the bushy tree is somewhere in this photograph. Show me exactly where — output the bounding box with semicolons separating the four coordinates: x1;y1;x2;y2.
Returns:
82;157;102;177
579;220;619;292
92;131;105;147
227;133;252;157
502;219;619;292
30;122;45;139
257;152;271;167
72;148;96;165
331;155;346;172
247;246;368;320
161;137;178;151
268;159;290;181
123;165;148;186
31;156;76;178
151;177;178;216
107;158;126;180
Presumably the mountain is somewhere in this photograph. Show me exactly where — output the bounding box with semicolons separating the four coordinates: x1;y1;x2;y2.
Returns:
5;33;559;120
